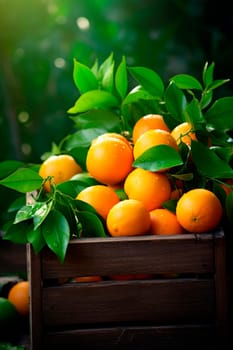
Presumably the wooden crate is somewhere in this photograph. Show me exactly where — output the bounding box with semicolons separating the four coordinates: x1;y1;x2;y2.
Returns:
27;229;228;350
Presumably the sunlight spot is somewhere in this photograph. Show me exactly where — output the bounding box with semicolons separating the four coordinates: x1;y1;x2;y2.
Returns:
76;17;90;30
54;57;66;69
21;143;32;156
18;111;30;123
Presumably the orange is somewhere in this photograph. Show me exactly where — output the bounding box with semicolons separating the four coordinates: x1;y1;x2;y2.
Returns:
176;188;223;233
76;184;120;219
171;122;197;146
8;281;29;316
93;132;133;150
86;135;134;185
106;199;151;237
73;276;103;282
132;114;170;144
149;208;184;235
133;128;178;160
39;154;82;192
124;168;171;211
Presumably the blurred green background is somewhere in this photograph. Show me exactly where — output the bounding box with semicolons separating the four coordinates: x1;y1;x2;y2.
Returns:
1;0;232;165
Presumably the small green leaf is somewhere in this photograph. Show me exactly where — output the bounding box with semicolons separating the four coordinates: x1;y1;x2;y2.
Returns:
77;211;107;237
207;79;230;92
0;168;43;193
169;74;203;90
3;221;32;244
63;128;107;149
101;62;115;92
122;85;155;106
205;97;233;130
191;141;233;178
98;52;114;80
133;145;183;172
27;225;46;254
68;90;119;114
202;62;214;87
115;56;128;99
42;210;70;263
184;98;205;126
165;82;187;123
128;66;164;97
57;178;98;197
73;59;98;93
0;160;24;179
70;109;121;132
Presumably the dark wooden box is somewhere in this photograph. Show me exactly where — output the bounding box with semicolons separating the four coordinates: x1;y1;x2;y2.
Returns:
27;229;228;350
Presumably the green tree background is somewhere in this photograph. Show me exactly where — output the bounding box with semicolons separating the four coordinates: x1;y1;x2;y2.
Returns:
1;0;232;165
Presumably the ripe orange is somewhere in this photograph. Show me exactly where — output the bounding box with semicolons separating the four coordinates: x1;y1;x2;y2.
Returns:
106;199;151;237
73;276;103;282
176;188;223;233
76;184;120;219
93;132;132;150
171;122;197;146
133;128;178;160
7;281;29;316
39;154;83;192
149;208;184;235
124;168;171;211
132;114;170;144
86;135;134;185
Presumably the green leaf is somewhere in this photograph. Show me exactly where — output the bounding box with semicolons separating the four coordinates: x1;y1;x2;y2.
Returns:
57;177;99;197
165;82;187;123
76;211;107;237
0;168;43;193
63;128;107;149
3;221;32;244
98;52;114;80
128;66;164;97
207;79;230;92
184;98;205;126
169;74;203;90
205;97;233;130
70;109;121;132
0;160;24;179
202;62;214;87
73;59;98;93
115;56;128;99
67;90;119;114
27;225;46;254
42;210;70;263
133;145;183;172
101;62;115;92
122;85;155;106
191;141;233;178
14;201;52;230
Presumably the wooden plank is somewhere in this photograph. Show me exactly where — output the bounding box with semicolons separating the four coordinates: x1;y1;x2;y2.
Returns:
214;233;228;340
44;324;218;349
43;278;215;326
27;244;43;350
41;233;217;279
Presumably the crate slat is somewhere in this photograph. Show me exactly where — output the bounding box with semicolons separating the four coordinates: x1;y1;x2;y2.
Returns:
41;233;216;278
43;278;215;326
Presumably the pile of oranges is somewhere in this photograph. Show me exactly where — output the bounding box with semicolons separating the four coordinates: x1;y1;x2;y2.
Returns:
39;113;224;238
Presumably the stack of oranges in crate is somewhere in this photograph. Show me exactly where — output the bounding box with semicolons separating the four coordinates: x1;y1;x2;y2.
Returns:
0;53;233;264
